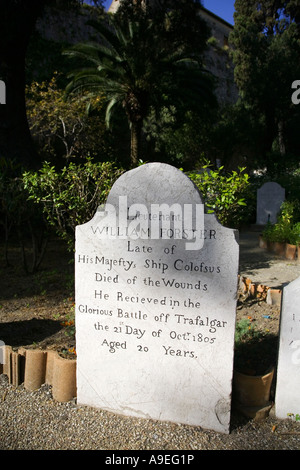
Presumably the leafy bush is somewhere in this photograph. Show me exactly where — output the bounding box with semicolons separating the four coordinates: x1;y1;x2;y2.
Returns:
26;74;108;163
289;222;300;246
235;318;259;344
23;159;124;250
188;163;251;228
264;221;291;244
262;200;300;244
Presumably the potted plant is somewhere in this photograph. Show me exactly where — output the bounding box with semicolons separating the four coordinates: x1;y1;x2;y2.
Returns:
287;222;300;260
260;201;297;257
260;221;274;251
285;224;298;260
233;319;276;418
261;222;287;255
270;222;288;255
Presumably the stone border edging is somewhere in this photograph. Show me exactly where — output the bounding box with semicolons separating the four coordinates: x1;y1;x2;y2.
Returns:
0;346;76;402
259;236;300;261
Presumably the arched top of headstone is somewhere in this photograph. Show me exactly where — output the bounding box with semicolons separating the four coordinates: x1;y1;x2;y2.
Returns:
107;162;203;207
257;181;285;193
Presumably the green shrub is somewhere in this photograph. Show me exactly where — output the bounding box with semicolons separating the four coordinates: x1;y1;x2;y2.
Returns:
23;159;124;250
265;221;291;243
262;200;300;244
235;318;255;343
188;164;250;228
289;222;300;246
26;74;108;163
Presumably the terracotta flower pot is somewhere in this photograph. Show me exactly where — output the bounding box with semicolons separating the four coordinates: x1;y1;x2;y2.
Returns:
233;367;274;409
285;243;297;260
258;235;268;249
273;242;286;256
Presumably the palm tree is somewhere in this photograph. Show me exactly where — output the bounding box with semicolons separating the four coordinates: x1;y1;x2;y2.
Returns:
64;2;215;167
0;0;48;168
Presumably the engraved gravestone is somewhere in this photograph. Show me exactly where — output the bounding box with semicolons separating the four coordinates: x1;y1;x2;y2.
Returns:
275;277;300;420
256;182;285;225
75;163;239;434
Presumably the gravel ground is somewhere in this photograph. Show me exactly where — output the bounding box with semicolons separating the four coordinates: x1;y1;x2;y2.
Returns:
1;373;300;451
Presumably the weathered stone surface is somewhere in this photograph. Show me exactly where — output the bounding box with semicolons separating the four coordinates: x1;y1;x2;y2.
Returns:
256;182;285;225
275;276;300;420
75;163;239;434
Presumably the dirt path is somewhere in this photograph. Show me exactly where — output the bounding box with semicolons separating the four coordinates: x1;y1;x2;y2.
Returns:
239;230;299;288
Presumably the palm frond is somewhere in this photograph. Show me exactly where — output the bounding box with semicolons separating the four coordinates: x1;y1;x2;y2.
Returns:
64;6;216;164
105;97;122;128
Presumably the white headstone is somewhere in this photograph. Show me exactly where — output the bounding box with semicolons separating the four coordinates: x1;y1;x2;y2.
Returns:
256;182;285;225
75;163;239;434
275;276;300;420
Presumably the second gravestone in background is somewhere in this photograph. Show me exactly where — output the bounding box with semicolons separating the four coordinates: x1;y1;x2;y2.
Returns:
275;276;300;420
256;181;285;225
75;163;239;434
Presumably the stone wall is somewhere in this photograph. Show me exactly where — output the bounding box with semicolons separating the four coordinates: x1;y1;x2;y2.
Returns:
200;8;238;104
35;5;98;44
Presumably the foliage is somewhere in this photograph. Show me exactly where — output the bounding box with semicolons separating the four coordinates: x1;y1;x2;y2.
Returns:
0;158;48;273
26;32;72;86
234;317;277;375
23;159;124;250
276;168;300;206
63;0;216;167
262;200;300;244
188;163;251;228
235;318;259;344
231;0;300;110
201;102;264;171
289;222;300;246
229;0;300;167
278;200;297;224
143;107;215;169
26;74;109;163
264;221;291;243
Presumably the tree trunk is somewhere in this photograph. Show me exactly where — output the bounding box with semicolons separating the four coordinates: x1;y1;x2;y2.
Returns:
278;120;286;157
262;108;277;162
0;1;47;169
130;120;142;167
0;52;40;169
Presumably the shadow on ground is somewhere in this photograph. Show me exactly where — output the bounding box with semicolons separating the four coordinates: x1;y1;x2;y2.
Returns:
234;333;279;376
0;319;63;347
